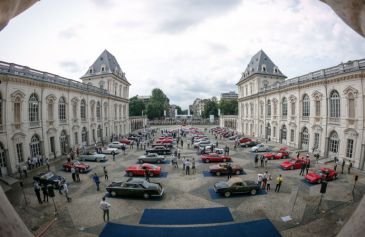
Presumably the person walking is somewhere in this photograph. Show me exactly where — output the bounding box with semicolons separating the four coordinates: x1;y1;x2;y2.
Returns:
100;197;111;222
34;181;42;204
112;151;116;161
41;183;49;202
93;173;100;191
348;162;352;174
75;168;80;182
45;158;50;171
182;157;186;170
266;172;272;191
262;171;268;189
341;160;345;174
296;151;300;159
257;174;263;188
181;139;184;148
71;166;76;182
305;158;310;175
260;155;264;167
254;155;259;168
185;159;191;175
144;168;151;182
334;160;338;171
104;167;108;180
22;165;28;177
192;158;196;174
227;163;233;180
62;182;71;202
299;162;306;176
275;175;283;192
264;156;268;167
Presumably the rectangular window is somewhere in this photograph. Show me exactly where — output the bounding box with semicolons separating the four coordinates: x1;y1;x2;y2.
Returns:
291;102;295;116
349;98;355;118
14;102;21;123
346;139;354;158
48;103;53;120
74;132;78;145
315;100;320;116
73;104;77;119
290;129;294;142
314;133;320;149
50;137;55;154
273;127;276;137
16;143;24;163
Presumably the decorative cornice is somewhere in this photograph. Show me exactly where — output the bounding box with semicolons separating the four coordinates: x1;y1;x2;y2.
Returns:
10;90;26;102
311;90;323;100
343;86;359;98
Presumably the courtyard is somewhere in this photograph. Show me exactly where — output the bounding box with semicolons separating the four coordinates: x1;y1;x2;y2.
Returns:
4;125;365;237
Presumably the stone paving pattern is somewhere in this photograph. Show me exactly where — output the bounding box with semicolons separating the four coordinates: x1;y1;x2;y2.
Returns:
4;125;365;237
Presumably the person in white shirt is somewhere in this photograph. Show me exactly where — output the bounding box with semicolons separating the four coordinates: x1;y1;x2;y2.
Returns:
62;182;71;202
100;197;111;222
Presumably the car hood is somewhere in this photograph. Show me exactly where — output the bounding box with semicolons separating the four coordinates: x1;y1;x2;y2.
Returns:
245;180;258;187
280;161;293;167
305;173;320;180
214;181;229;189
209;164;221;170
49;175;65;182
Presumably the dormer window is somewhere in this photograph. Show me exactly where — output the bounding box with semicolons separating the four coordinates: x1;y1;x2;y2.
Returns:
101;66;105;72
274;67;278;73
262;65;266;72
89;68;93;74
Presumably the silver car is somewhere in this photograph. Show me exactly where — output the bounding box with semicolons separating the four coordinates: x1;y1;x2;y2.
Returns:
108;142;126;149
138;153;165;164
79;152;107;162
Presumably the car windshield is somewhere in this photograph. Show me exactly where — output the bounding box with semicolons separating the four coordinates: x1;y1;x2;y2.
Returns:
315;170;323;175
141;180;151;188
218;163;227;168
143;164;157;169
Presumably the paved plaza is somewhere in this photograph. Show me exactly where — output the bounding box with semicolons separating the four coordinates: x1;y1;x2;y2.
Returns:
4;125;365;237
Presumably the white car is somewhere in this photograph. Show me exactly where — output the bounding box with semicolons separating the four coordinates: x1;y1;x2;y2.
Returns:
108;142;126;149
101;147;120;154
194;140;211;148
251;144;272;152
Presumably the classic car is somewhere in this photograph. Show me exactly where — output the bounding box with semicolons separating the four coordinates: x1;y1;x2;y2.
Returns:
101;147;120;154
193;140;212;148
228;135;239;140
280;158;307;170
239;137;252;144
263;151;289;160
106;178;164;199
63;161;91;173
125;163;161;177
119;138;133;145
251;144;272;152
108;142;126;149
213;177;260;197
304;168;337;184
33;172;65;189
201;153;232;163
209;163;244;176
79;152;107;162
240;141;259;148
138;153;165;164
145;146;172;155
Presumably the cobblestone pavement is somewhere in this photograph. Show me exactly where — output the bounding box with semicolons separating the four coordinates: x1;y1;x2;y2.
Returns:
5;125;365;237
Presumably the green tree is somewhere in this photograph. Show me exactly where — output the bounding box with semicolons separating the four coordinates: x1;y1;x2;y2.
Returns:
202;99;219;118
176;106;182;114
129;96;146;116
146;88;170;119
219;99;238;115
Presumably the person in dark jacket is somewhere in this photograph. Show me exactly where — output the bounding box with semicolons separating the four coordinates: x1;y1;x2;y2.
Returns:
227;163;233;180
41;183;49;202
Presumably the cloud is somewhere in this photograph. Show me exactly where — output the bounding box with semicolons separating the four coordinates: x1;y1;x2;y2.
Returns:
90;0;115;8
59;61;81;73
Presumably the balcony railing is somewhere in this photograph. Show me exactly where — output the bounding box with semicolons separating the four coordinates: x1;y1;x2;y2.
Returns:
47;120;54;126
30;121;40;127
81;118;87;123
12;122;22;129
301;116;309;121
329;117;340;123
59;119;67;124
281;115;287;121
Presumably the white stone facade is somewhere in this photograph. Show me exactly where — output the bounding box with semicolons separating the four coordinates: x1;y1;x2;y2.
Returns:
0;52;130;176
237;52;365;170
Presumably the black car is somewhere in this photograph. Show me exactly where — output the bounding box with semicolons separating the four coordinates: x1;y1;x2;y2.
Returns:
145;146;172;155
213;177;260;197
33;172;65;189
106;178;164;199
240;141;259;148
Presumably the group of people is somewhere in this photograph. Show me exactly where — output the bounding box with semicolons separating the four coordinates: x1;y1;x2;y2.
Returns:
21;155;50;177
254;154;269;168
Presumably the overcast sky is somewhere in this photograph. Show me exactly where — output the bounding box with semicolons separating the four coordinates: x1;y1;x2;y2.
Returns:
1;0;365;109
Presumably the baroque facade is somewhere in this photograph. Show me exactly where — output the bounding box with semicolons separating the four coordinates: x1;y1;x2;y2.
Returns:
237;50;365;170
0;50;130;176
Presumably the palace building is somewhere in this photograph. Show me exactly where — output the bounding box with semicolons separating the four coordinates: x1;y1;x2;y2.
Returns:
0;50;130;176
237;50;365;170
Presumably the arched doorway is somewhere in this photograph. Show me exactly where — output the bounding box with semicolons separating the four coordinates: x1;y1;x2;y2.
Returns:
281;125;287;144
0;143;8;177
301;127;309;151
60;130;68;155
30;135;41;157
328;131;339;158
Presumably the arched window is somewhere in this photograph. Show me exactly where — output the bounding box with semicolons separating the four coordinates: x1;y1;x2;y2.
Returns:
330;90;340;118
114;104;118;119
82;127;87;143
96;101;101;120
302;94;310;117
245;104;248;118
260;103;264;116
60;130;68;154
97;125;102;141
267;100;271;116
281;125;287;140
266;123;271;136
89;67;93;74
250;104;253;118
329;131;339;153
302;127;309;147
262;65;266;72
30;135;41;157
104;104;108;119
80;99;86;120
29;93;40;126
282;98;287;116
348;92;355;118
14;97;21;124
59;97;66;121
0;142;7;173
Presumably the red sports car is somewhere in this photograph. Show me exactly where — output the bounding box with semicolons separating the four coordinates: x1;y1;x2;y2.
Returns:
201;153;232;163
63;161;91;173
304;168;337;184
239;137;252;144
262;153;274;159
119;139;133;145
280;158;307;170
209;163;243;176
125;163;161;177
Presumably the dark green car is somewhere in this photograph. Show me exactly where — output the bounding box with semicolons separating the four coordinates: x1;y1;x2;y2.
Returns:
213;177;260;197
106;178;164;199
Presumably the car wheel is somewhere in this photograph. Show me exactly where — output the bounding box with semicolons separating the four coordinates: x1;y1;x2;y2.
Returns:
205;159;210;163
143;193;151;199
156;160;161;164
317;179;321;184
216;172;221;176
111;191;117;197
127;172;133;177
250;189;257;195
291;166;294;170
236;170;241;175
224;191;231;198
